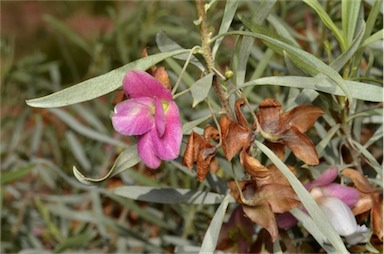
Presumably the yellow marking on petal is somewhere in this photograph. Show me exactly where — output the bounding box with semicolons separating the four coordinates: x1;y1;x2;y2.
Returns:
162;101;170;112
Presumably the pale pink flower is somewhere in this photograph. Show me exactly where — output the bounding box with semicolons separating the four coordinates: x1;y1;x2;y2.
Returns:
278;166;368;245
112;70;182;168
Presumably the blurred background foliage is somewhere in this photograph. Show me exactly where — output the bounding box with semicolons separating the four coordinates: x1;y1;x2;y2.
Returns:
1;0;382;253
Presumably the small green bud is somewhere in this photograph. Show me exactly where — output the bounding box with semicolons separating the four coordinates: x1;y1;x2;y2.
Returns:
225;70;234;79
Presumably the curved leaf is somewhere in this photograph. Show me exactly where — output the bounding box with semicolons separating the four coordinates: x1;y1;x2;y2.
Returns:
73;145;140;185
211;30;352;102
238;75;383;102
156;32;204;70
26;49;190;108
199;194;232;253
303;0;346;51
182;114;212;135
114;186;225;205
212;0;239;58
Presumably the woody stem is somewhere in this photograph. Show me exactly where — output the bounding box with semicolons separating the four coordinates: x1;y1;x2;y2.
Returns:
195;0;234;120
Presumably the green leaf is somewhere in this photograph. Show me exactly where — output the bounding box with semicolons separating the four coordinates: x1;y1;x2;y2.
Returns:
267;14;301;48
43;15;90;55
53;231;97;253
361;29;384;48
156;32;204;70
303;0;346;51
290;208;336;253
213;30;353;102
26;49;190;108
254;140;348;253
113;186;225;205
73;145;140;185
48;108;127;147
342;0;362;45
182;114;212;134
238;75;383;102
331;22;365;72
351;140;383;175
212;0;239;58
190;73;214;107
199;194;232;253
1;165;35;184
316;124;340;156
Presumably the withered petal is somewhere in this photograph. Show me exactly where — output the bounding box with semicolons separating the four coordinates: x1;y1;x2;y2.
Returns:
257;98;283;134
227;180;252;204
265;141;286;161
282;127;320;165
153;66;172;90
235;98;250;130
371;193;383;241
243;204;279;242
203;124;220;142
196;152;215;181
240;146;269;178
352;193;373;215
282;105;324;133
341;168;379;193
220;115;252;161
258;184;300;213
182;131;204;169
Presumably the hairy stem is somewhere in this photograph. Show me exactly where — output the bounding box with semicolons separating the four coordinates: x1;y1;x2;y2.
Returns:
195;0;234;120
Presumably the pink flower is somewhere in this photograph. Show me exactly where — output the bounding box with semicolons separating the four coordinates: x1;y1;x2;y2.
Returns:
278;166;368;245
112;70;182;169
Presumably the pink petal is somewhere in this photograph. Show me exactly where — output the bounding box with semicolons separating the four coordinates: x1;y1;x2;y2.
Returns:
137;129;161;169
306;166;339;190
277;212;298;229
123;71;173;101
152;101;182;160
322;183;360;208
154;97;166;137
112;97;154;136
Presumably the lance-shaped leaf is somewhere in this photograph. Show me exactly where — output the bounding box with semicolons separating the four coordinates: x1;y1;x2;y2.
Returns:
190;73;214;107
26;49;190;108
73;145;140;185
114;186;225;205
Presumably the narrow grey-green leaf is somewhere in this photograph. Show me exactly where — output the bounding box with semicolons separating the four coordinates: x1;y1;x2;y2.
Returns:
316;124;340;156
53;231;97;253
303;0;346;51
182;114;212;134
212;30;352;102
342;0;361;45
114;186;225;205
239;75;383;102
47;108;127;147
290;208;336;253
254;140;348;253
43;15;90;55
351;140;383;175
331;22;365;72
190;73;214;107
267;14;301;48
361;29;384;48
156;32;204;70
26;49;190;108
73;145;140;185
199;194;232;253
212;0;239;58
